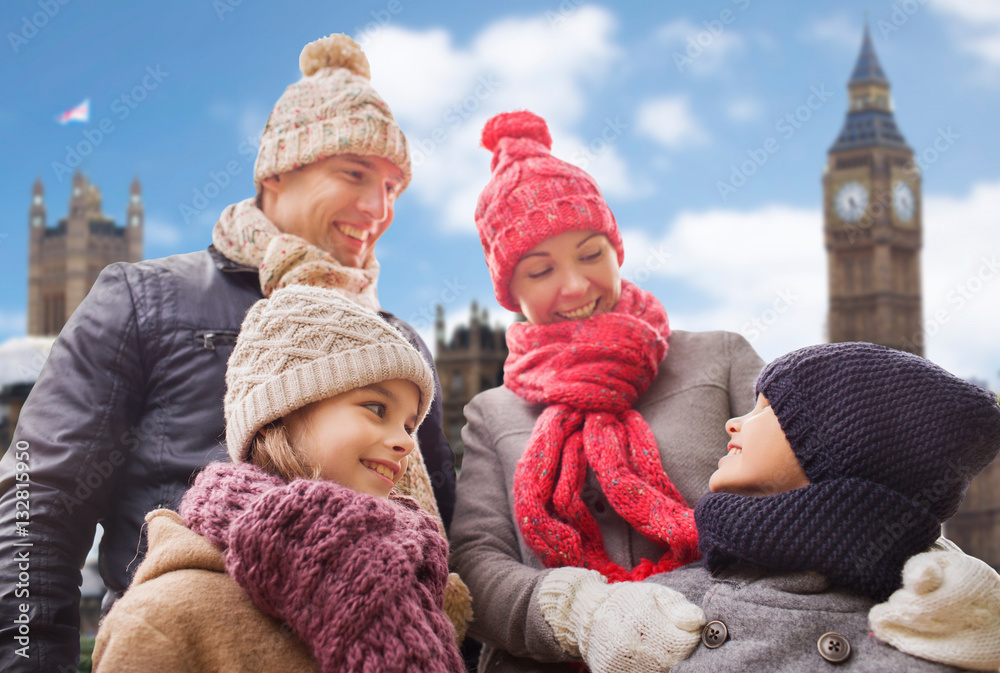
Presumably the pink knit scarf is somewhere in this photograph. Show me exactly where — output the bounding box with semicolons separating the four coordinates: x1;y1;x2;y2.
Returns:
179;462;463;672
506;281;699;582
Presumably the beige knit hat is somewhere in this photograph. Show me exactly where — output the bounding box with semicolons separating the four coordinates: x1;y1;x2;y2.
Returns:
253;33;411;190
224;285;434;462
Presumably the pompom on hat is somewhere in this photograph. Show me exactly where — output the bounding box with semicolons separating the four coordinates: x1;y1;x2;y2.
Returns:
475;111;624;312
253;34;411;191
224;285;435;463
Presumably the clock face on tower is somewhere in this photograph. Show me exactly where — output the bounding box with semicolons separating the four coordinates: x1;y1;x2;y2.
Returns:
835;181;869;222
892;181;915;224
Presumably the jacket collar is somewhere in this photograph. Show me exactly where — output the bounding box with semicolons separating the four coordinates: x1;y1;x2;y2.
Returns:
208;244;256;273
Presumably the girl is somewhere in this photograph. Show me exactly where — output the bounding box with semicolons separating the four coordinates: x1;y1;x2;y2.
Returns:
450;110;1000;672
94;286;469;673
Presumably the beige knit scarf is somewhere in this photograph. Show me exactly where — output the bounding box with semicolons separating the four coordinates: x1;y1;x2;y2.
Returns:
212;197;381;310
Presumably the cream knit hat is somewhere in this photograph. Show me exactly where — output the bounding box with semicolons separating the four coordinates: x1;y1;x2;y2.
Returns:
224;285;434;462
253;33;411;190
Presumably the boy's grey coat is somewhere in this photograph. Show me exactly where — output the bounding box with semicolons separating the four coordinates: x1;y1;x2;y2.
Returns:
649;562;965;672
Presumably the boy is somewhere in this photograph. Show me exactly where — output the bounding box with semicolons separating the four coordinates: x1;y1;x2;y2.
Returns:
540;342;1000;671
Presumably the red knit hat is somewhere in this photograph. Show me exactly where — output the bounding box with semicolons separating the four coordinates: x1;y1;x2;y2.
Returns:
475;111;625;312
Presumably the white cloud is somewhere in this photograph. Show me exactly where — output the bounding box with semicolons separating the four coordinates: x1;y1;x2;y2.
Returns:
0;311;27;339
362;6;644;230
143;216;183;248
655;18;746;77
725;97;763;121
928;0;1000;74
921;179;1000;385
238;105;268;147
621;204;826;364
799;14;859;50
616;181;1000;387
635;96;709;149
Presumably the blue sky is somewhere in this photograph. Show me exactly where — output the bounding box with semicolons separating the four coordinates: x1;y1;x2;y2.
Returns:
3;0;999;388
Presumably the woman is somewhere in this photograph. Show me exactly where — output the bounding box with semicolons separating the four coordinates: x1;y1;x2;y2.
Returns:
449;111;1000;673
449;111;763;672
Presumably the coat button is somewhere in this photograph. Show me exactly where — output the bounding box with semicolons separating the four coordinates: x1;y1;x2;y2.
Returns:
817;632;851;663
701;620;727;649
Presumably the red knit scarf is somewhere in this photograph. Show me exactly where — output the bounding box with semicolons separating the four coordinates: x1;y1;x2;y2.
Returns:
506;281;699;582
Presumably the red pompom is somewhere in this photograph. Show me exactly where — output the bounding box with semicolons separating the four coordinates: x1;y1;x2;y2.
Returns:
481;111;552;152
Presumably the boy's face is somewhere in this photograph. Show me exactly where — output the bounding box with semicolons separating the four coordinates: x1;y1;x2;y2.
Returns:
709;394;810;496
284;379;420;498
508;229;622;325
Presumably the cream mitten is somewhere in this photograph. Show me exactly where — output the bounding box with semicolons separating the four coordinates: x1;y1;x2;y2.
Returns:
870;550;1000;671
539;567;705;673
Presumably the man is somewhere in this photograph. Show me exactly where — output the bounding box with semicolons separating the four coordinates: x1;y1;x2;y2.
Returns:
0;33;455;672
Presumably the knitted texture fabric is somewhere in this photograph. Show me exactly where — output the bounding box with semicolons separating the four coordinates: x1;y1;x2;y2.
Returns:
179;462;465;673
224;285;434;462
253;33;410;190
697;342;1000;601
475;111;624;312
869;551;1000;671
213;197;381;308
506;280;699;582
696;479;941;602
538;567;705;673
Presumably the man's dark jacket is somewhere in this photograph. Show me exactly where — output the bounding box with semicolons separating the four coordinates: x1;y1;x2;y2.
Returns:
0;247;456;672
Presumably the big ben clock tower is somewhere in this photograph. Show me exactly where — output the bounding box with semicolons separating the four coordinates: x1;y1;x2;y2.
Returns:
824;26;922;354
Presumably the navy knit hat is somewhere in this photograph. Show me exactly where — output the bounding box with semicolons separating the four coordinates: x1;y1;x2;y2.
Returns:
696;342;1000;601
755;342;1000;522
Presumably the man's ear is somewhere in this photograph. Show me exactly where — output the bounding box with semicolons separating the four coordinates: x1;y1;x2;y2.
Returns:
260;174;282;194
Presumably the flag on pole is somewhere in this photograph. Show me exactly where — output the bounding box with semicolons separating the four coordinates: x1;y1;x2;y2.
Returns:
56;99;90;125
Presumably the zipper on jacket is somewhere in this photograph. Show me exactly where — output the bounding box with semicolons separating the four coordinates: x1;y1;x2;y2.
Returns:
195;329;239;350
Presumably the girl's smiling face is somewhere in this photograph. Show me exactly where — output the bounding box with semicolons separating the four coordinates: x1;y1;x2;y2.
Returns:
508;229;622;325
709;394;810;496
283;379;419;498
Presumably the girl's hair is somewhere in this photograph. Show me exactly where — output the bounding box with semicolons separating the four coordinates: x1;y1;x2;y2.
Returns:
247;419;322;481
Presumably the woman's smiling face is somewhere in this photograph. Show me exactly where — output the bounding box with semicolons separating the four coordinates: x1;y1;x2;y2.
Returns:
508;229;622;325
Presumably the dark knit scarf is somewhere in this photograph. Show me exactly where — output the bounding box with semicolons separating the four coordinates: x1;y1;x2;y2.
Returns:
695;477;942;602
179;462;464;673
506;280;700;583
